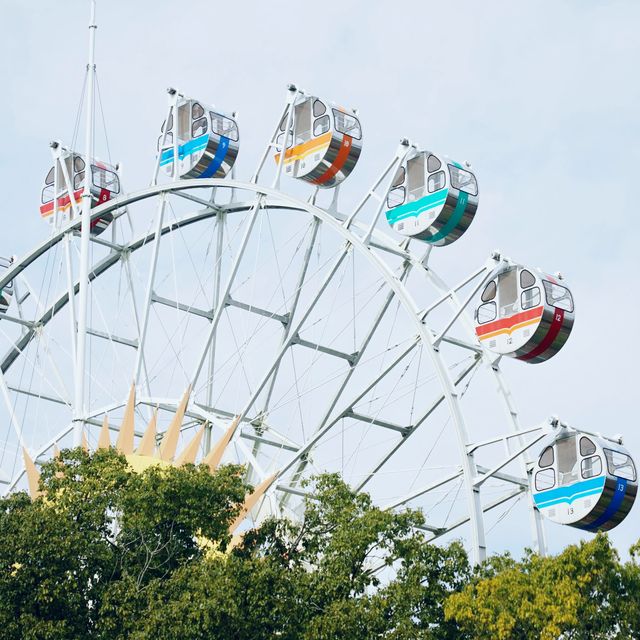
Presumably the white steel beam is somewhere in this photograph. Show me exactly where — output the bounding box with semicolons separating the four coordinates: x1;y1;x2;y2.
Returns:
73;0;98;445
134;194;167;384
151;292;213;320
191;196;264;389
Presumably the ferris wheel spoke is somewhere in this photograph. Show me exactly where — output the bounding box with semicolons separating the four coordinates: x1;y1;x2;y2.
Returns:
280;260;413;498
6;385;68;409
88;233;124;253
62;234;78;369
121;255;152;400
232;244;350;425
0;321;71;411
171;189;222;210
427;487;525;543
0;370;27;451
191;195;264;392
133;193;167;386
256;218;321;412
354;356;480;492
293;338;419;454
0;313;35;331
205;211;226;415
423;261;548;553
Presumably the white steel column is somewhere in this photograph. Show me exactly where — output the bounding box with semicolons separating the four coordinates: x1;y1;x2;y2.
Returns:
63;234;77;368
0;370;26;451
204;208;226;453
205;210;226;409
258;217;320;417
133;193;167;385
72;0;97;445
283;261;413;498
191;196;264;389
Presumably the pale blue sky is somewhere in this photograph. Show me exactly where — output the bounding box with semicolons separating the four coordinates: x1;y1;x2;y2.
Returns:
1;0;639;555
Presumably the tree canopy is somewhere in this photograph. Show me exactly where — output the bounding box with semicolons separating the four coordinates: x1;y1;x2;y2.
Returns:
0;447;638;639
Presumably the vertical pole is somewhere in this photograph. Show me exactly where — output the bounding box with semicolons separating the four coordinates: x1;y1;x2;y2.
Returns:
171;91;180;180
272;85;298;190
52;147;60;231
133;194;167;385
205;211;225;407
251;85;298;185
190;196;263;389
0;370;26;451
151;93;176;186
64;234;77;367
204;210;225;454
72;0;97;446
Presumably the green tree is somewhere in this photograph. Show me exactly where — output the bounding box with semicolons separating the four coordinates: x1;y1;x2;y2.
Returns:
3;447;638;639
444;533;639;639
0;450;471;639
0;448;247;639
130;474;471;640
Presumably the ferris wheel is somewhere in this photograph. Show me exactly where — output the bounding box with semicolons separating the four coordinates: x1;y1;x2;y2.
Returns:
0;3;635;565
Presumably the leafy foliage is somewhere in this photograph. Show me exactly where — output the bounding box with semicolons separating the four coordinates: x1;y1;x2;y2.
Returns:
0;448;638;639
444;533;640;639
0;448;247;639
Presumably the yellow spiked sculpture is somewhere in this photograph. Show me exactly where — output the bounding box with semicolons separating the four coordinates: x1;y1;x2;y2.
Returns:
22;384;279;537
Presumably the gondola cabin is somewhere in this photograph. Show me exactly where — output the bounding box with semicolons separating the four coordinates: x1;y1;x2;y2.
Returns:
474;265;574;363
532;430;637;531
0;256;14;314
274;95;362;187
158;97;239;179
40;149;120;236
385;151;478;246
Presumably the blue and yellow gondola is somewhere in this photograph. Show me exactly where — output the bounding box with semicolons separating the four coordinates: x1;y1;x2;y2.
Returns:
274;94;362;188
158;96;239;180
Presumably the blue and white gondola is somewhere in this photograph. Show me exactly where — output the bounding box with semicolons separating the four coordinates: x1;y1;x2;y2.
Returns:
158;97;239;180
385;150;478;246
532;429;637;531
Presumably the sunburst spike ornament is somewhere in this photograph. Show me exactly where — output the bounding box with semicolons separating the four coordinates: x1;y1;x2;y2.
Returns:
116;384;136;454
175;424;205;466
229;471;280;534
98;415;111;449
159;386;191;462
136;409;157;457
81;430;89;452
203;416;240;472
22;448;41;499
52;444;65;479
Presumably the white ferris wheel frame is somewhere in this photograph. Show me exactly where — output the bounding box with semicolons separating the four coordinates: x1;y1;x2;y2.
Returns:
0;169;552;565
0;0;566;566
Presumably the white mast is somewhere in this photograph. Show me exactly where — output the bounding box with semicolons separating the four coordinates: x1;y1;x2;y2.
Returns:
72;0;97;446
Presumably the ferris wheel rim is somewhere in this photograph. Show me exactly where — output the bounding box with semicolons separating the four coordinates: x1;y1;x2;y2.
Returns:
0;178;528;564
0;178;422;295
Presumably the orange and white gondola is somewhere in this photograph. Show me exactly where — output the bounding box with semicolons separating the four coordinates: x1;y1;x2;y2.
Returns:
40;147;121;236
158;96;239;179
532;429;637;531
0;256;14;314
275;95;362;187
385;151;478;246
474;265;574;363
